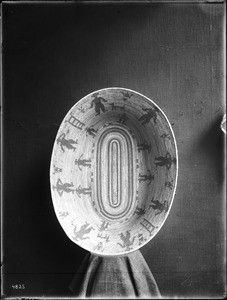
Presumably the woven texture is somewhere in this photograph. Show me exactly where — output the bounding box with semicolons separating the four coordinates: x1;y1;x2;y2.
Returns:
69;250;161;298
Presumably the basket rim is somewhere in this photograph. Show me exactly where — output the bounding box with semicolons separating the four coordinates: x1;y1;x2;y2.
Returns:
50;87;179;256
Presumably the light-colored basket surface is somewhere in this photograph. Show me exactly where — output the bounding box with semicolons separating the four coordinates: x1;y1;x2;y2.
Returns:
50;88;178;255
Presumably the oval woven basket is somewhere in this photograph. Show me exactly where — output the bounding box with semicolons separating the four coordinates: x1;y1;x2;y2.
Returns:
50;87;178;255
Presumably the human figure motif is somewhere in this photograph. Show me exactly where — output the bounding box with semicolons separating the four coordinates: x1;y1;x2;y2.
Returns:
98;221;110;232
133;205;146;218
117;231;135;251
149;197;169;215
86;126;98;138
138;107;159;125
118;113;129;124
73;222;94;241
137;142;152;153
90;92;108;115
138;170;154;185
52;178;74;197
57;132;78;152
155;152;176;170
137;233;147;245
75;185;92;198
75;154;91;171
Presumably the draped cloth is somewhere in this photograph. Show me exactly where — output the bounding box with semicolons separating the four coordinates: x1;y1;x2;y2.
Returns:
69;250;161;298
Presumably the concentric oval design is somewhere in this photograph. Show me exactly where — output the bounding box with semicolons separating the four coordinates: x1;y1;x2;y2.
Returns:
50;87;178;256
108;139;121;207
95;126;136;220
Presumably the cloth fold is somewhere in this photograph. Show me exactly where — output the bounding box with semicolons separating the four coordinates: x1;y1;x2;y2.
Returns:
69;250;161;298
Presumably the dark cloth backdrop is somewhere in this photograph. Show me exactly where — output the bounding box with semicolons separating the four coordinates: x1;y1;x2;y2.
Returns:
2;1;225;298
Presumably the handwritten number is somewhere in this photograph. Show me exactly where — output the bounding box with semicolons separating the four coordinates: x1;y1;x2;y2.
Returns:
12;284;25;289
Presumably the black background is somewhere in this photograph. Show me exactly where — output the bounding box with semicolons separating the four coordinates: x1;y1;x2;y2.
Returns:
2;1;225;298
